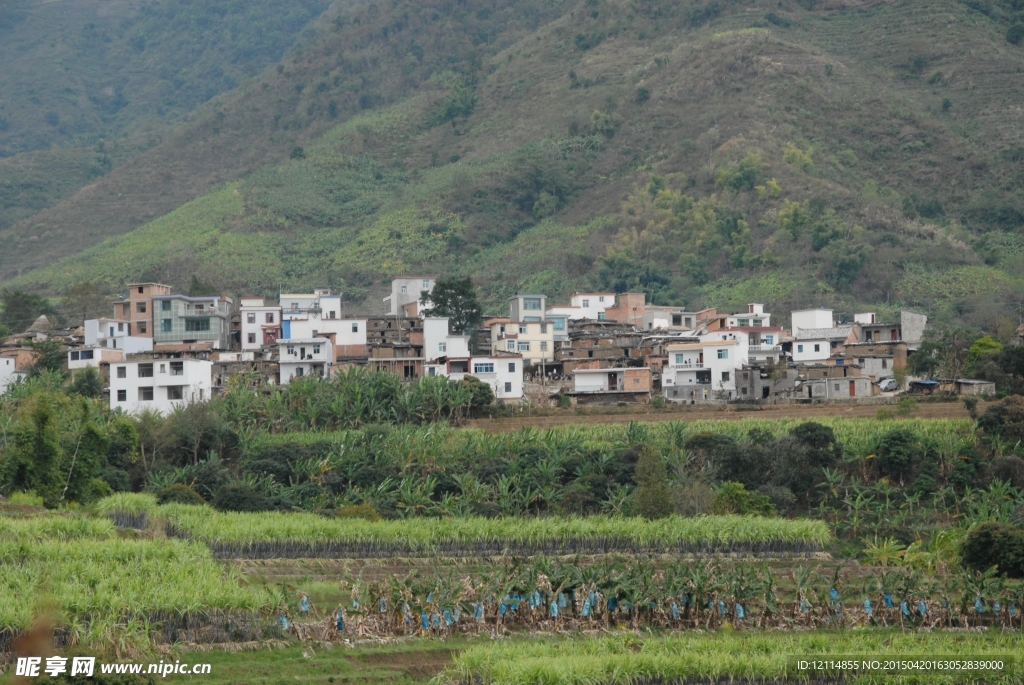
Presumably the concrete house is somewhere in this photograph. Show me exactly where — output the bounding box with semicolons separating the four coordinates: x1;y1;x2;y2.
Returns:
426;352;525;401
113;283;172;338
663;339;748;401
109;359;212;415
485;318;555;366
547;292;615;321
84;317;154;353
0;356;23;395
792;326;858;364
572;367;652;404
423;317;470;363
153;295;233;350
854;310;928;349
384;277;435;317
791;308;835;339
726;303;772;328
240;297;282;350
279;338;333;383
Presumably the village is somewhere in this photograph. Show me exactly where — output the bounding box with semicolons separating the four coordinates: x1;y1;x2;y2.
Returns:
0;278;996;413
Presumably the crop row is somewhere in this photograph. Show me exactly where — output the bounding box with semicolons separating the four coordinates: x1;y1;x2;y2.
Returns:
0;516;116;541
158;506;832;555
0;538;274;653
439;633;1024;685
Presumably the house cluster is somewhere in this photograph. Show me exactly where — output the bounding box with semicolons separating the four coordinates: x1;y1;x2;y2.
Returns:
3;278;995;412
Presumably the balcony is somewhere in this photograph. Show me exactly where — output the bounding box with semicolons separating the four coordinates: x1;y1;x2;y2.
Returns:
671;362;704;369
749;345;781;352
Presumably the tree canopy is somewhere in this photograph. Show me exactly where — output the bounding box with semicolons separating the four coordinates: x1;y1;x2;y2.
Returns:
420;277;482;333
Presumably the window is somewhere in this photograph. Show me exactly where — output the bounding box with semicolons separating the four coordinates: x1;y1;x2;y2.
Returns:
248;333;256;344
523;298;542;310
507;341;515;351
161;319;172;333
295;367;304;377
582;299;590;307
401;285;408;294
540;323;547;334
508;362;516;372
633;377;640;385
814;344;821;352
474;363;494;373
351;323;359;333
138;387;154;402
797;344;804;353
722;372;730;382
123;304;130;316
82;350;94;360
553;319;565;330
859;358;866;365
675;353;684;364
685;317;692;327
266;313;274;324
126;323;131;335
753;319;762;326
504;382;512;393
738;319;749;326
116;389;126;402
185;318;211;332
161;300;171;311
313;345;321;355
137;302;147;313
247;313;256;324
717;349;728;359
170;362;183;376
70;351;80;361
167;386;184;401
540;341;548;352
287;345;295;355
329;311;336;319
742;387;748;395
764;335;773;345
428;367;436;377
138;363;154;378
882;359;888;369
598;312;606;320
290;302;298;311
599;296;605;302
439;342;447;352
116;366;126;378
159;364;166;374
118;323;124;332
423;280;430;289
137;286;144;294
518;342;531;352
519;325;527;334
138;321;147;334
834;383;840;391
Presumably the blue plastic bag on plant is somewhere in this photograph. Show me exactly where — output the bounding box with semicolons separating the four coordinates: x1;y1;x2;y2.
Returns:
278;614;291;631
900;601;910;616
300;595;310;614
863;598;873;614
558;592;567;609
334;610;344;631
421;612;429;629
549;600;558;618
975;597;985;613
671;602;679;620
883;593;893;608
443;609;452;626
917;601;927;616
735;604;745;619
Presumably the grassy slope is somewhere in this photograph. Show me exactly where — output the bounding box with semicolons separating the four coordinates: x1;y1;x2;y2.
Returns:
5;0;1024;322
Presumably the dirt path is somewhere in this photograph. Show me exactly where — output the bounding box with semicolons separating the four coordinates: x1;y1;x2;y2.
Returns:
466;401;977;432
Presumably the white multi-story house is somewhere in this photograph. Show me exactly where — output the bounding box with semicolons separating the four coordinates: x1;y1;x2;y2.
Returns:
278;338;333;383
423;318;470;362
426;353;524;400
663;339;747;401
384;277;435;317
726;303;772;328
547;292;615;321
84;318;154;353
791;308;835;339
68;347;125;370
0;356;23;395
240;297;282;350
792;326;858;364
109;359;212;415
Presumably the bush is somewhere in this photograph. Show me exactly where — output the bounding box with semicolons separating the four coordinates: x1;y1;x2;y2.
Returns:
961;522;1024;577
912;460;939;496
213;484;273;512
1007;22;1024;45
711;482;774;516
875;428;922;481
157;484;206;505
7;491;44;507
988;456;1024;489
335;503;382;521
635;446;672;519
244;458;295;485
672;479;715;516
462;375;495;412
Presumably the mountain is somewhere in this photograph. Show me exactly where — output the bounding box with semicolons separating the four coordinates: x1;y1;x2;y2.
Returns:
3;0;1024;326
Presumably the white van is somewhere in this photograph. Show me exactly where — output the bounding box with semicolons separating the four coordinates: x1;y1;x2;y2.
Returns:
878;378;899;392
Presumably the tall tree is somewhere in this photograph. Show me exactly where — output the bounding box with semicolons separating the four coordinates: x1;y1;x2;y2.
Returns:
0;289;58;333
420;277;482;333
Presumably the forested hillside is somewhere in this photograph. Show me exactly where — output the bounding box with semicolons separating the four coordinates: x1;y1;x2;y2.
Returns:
4;0;1024;325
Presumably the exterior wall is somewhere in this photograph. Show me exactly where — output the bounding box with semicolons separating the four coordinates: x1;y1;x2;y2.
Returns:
114;283;172;338
386;278;434;316
574;368;651;394
603;292;647;325
509;294;547;322
423;318;470;362
109;359;212;415
489;320;555;365
0;356;23;395
240;302;282;350
623;368;652;392
84;320;155;353
153;296;232;349
68;347;124;370
791;309;834;338
278;339;333;383
803;376;873;400
726;305;771;328
471;356;524;400
569;293;614;320
546;306;584;322
793;338;832;363
901;310;928;345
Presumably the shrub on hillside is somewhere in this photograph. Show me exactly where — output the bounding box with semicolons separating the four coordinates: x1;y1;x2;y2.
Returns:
961;522;1024;578
987;456;1024;489
711;482;774;516
335;503;382;521
875;428;922;481
635;446;672;519
157;484;206;505
213;484;273;512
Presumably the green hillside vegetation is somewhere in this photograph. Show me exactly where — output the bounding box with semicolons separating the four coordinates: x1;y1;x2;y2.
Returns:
4;0;1024;322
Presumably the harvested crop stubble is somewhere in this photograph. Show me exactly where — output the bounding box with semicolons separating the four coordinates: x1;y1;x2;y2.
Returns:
440;633;1024;685
159;506;832;558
